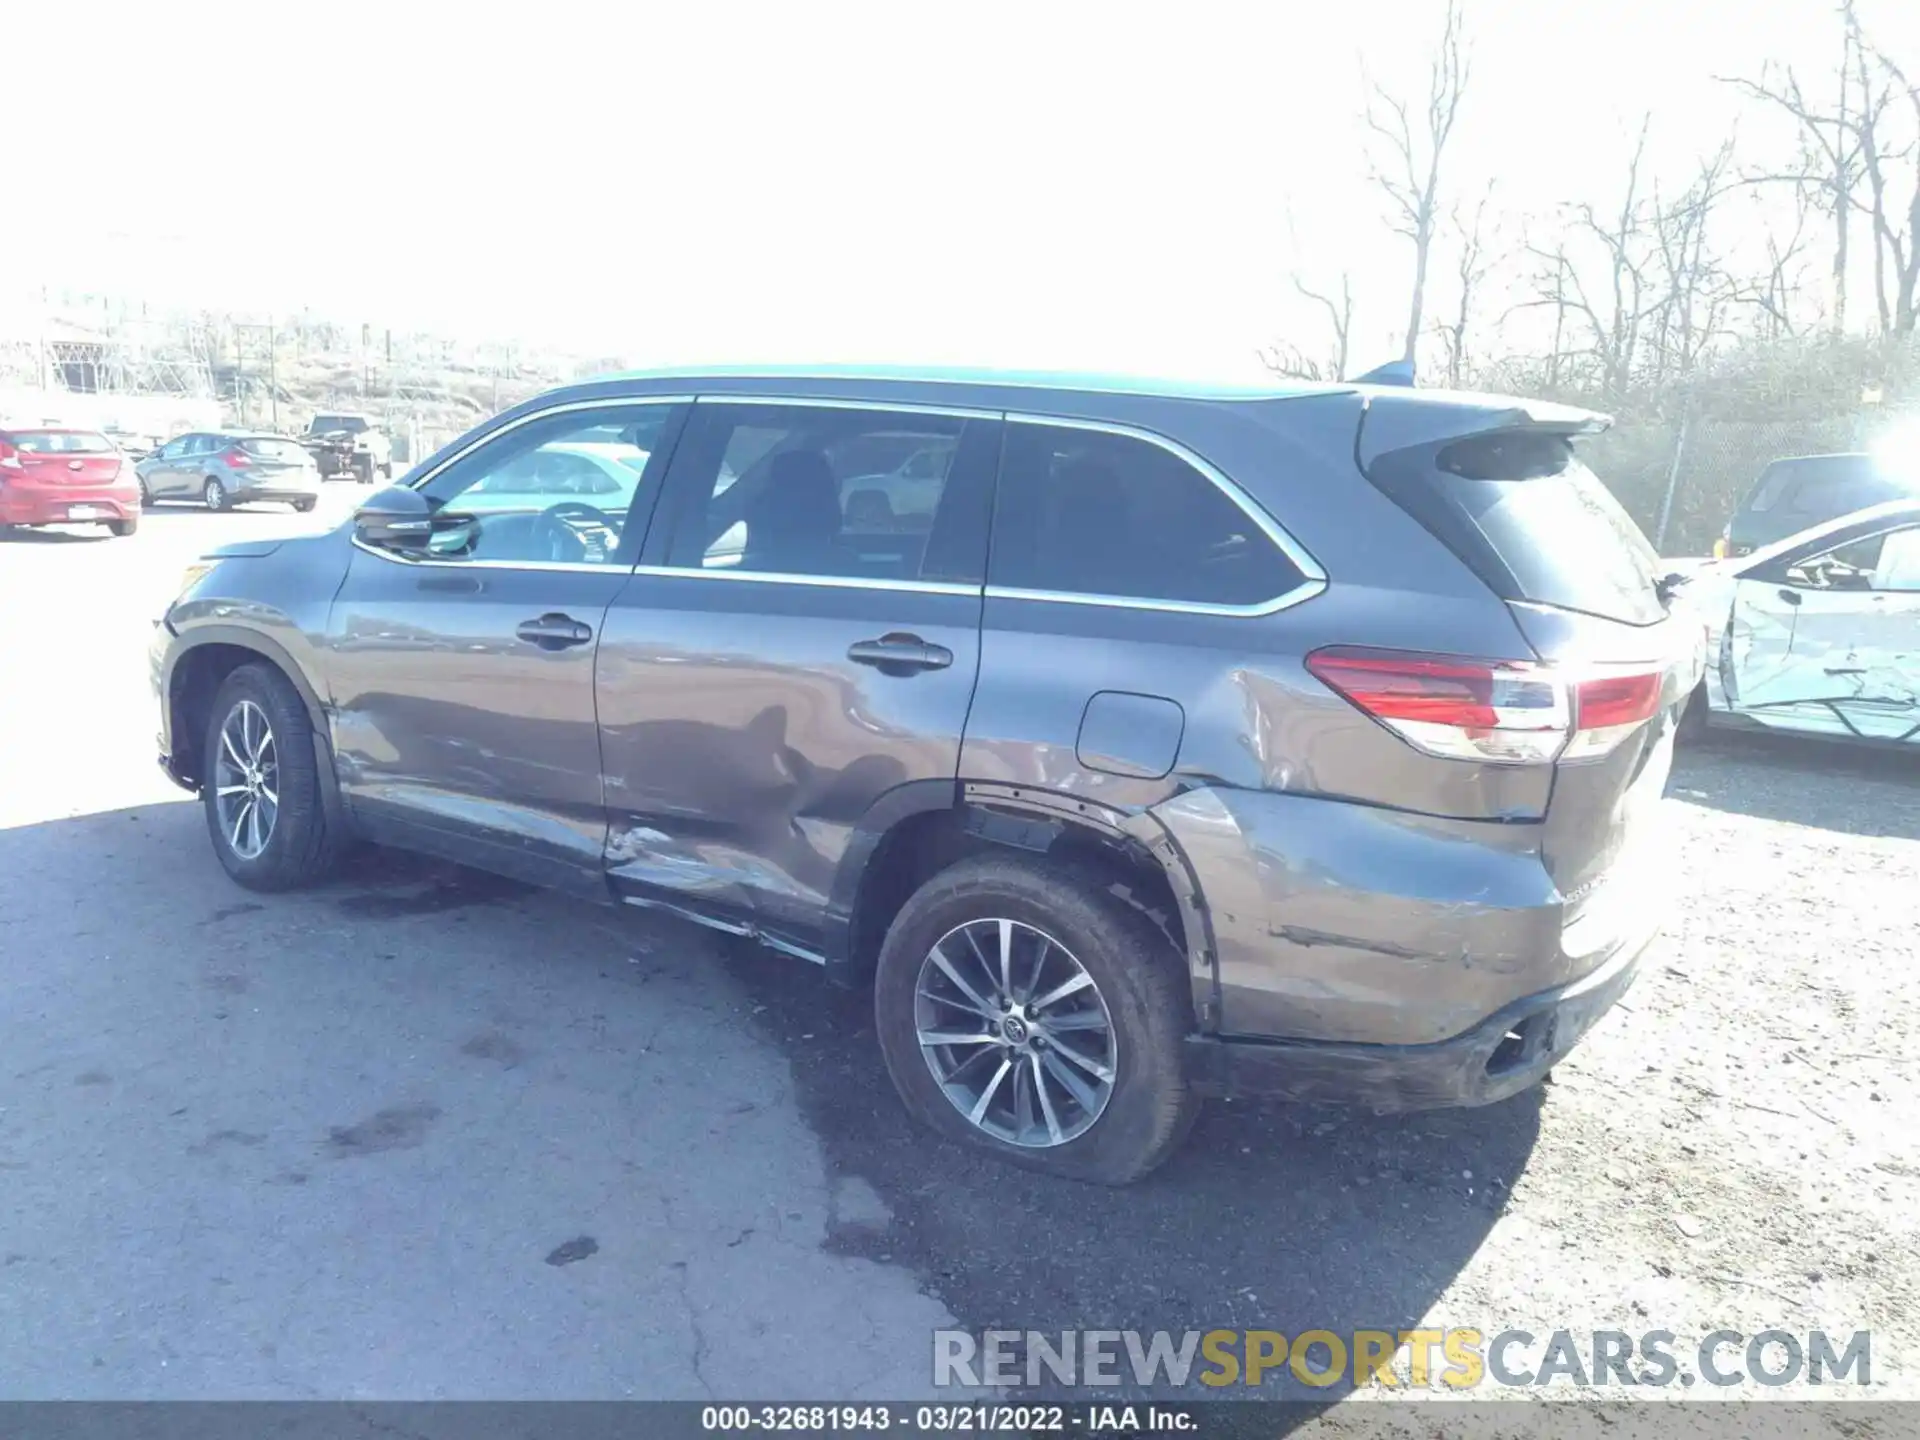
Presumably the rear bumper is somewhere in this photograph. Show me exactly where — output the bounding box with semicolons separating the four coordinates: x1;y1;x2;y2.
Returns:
0;488;139;524
1185;920;1650;1110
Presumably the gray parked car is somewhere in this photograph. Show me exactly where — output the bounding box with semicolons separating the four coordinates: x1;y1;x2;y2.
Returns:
149;368;1701;1182
136;431;322;512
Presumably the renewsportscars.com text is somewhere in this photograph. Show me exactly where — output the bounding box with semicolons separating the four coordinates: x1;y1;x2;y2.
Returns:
934;1327;1872;1390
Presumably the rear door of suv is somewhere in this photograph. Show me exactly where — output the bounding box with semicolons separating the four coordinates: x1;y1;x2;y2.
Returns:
594;396;1000;953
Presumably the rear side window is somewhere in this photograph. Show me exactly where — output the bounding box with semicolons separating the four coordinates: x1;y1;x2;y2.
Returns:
10;430;113;453
989;423;1306;609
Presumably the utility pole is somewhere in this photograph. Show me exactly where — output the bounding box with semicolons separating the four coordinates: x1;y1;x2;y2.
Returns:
268;321;279;431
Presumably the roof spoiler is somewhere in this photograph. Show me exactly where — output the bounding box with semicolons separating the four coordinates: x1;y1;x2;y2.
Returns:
1356;391;1613;474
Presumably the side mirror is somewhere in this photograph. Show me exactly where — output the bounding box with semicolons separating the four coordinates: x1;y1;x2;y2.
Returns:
353;485;434;551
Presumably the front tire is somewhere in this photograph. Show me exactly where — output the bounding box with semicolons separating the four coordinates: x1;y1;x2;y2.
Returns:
873;853;1199;1184
202;664;340;891
293;498;317;513
137;473;152;509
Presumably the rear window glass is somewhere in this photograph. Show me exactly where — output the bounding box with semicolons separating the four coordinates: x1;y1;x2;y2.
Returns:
11;430;113;453
1427;437;1664;625
239;438;311;462
311;416;368;433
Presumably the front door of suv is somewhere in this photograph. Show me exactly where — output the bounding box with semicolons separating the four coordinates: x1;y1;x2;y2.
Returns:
595;398;999;950
320;398;687;892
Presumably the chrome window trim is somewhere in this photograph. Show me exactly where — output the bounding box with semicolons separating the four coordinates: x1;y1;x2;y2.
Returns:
359;388;1326;613
346;540;636;574
995;412;1328;618
631;564;977;597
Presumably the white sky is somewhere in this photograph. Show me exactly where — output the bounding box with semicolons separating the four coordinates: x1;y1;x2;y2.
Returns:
9;0;1919;376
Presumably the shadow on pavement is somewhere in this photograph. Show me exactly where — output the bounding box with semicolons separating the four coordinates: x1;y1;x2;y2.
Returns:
728;943;1543;1407
1672;729;1920;841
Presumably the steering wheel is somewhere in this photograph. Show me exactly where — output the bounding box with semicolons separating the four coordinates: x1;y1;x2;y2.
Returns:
530;501;619;563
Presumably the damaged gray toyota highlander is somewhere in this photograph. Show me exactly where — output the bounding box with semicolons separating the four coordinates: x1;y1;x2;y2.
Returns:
150;367;1703;1182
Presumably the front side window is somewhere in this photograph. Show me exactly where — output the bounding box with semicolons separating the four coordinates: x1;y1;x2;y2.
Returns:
989;423;1306;609
414;404;678;566
1780;524;1920;591
660;403;992;584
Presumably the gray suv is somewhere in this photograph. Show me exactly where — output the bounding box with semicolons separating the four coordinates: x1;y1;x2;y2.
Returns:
150;368;1700;1182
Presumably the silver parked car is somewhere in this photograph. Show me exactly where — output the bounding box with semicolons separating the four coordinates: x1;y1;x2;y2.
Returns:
136;432;322;513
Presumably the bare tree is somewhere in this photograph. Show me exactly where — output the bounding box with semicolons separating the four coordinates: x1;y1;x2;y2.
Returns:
1437;184;1495;388
1846;1;1920;335
1260;273;1355;381
1364;0;1471;368
1510;119;1740;401
1722;21;1866;332
1730;184;1815;339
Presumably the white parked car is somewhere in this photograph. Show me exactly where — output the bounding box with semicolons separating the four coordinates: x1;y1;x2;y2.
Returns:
1670;498;1920;744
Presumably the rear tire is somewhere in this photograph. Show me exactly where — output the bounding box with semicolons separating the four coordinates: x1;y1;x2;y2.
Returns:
203;477;228;512
108;517;138;537
202;663;340;891
873;853;1199;1184
294;498;317;513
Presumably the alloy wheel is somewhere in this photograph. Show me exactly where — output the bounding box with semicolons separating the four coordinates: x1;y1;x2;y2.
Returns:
213;699;279;860
205;478;224;510
913;917;1117;1148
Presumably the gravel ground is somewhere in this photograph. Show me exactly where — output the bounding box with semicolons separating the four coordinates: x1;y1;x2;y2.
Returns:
0;500;1914;1429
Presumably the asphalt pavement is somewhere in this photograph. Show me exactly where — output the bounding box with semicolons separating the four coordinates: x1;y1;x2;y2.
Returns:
1;490;1915;1410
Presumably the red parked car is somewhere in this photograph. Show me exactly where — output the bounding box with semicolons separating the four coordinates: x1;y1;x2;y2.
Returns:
0;427;142;537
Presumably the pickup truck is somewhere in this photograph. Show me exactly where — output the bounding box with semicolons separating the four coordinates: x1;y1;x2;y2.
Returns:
301;413;393;483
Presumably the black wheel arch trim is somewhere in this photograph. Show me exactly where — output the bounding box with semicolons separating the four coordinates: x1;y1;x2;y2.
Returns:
822;778;962;986
164;625;350;839
823;778;1222;1028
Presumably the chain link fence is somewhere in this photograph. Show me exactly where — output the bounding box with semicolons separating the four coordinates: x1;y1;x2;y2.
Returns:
1586;413;1881;556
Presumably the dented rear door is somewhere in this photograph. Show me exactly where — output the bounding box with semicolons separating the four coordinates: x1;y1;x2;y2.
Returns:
593;400;1000;948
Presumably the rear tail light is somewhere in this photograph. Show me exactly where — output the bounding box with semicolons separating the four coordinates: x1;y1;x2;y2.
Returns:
1305;646;1666;766
222;447;252;469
